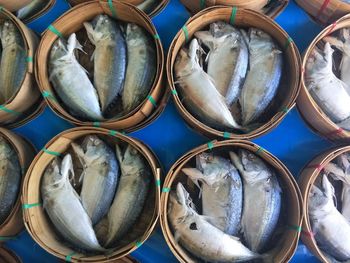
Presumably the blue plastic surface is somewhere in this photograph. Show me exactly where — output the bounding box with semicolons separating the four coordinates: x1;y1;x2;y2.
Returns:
2;0;339;262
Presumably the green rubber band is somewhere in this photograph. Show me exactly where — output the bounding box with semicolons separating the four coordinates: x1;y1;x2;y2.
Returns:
199;0;206;9
22;203;41;209
288;225;302;232
148;95;157;108
42;148;61;157
0;236;17;241
230;7;237;25
65;252;76;262
135;241;142;248
162;187;171;193
156;179;161;187
42;91;58;103
223;132;231;139
48;24;63;38
0;6;3;13
0;105;20;116
108;0;117;18
154;34;160;40
207;141;214;150
26;56;33;63
281;106;290;114
93;122;100;127
256;147;265;155
182;26;189;43
171;89;178;95
284;36;293;49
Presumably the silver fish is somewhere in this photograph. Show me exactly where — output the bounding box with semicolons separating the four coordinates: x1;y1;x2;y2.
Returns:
122;23;156;113
0;20;26;104
72;135;118;225
240;28;283;125
175;38;240;130
306;42;350;128
182;153;242;235
17;0;47;20
84;15;127;113
41;154;104;252
230;150;281;253
309;174;350;261
168;183;259;262
0;136;21;225
103;144;150;247
49;33;103;120
195;22;248;106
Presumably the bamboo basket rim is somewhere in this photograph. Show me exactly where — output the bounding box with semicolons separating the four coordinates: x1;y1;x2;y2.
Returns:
35;0;165;130
0;246;22;263
166;6;301;140
160;139;303;263
299;14;350;138
0;128;36;237
298;145;350;263
22;127;162;262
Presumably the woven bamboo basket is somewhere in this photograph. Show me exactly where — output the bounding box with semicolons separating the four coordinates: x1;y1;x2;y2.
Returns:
180;0;288;18
69;0;169;17
160;140;303;263
0;8;42;128
297;14;350;141
295;0;350;25
167;6;301;140
0;246;22;263
22;127;162;262
0;1;32;12
298;145;350;263
36;0;166;133
0;128;36;240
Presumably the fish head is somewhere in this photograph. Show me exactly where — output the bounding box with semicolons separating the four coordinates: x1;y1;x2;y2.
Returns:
81;135;109;163
209;21;236;37
89;14;115;42
125;23;145;45
239;149;271;184
308;175;336;216
0;21;18;47
118;144;145;176
196;153;214;171
41;157;63;196
308;43;333;76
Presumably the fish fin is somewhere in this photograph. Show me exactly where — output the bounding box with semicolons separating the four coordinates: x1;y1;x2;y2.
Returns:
90;49;95;62
174;231;181;244
67;33;84;55
115;144;124;164
71;142;86;166
182;168;203;190
194;31;216;50
83;22;96;45
322;175;336;201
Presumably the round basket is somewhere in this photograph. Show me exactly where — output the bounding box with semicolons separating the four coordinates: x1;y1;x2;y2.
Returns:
0;246;22;263
294;0;350;25
0;128;36;239
180;0;289;18
297;14;350;141
35;0;166;133
160;139;302;263
167;6;301;140
69;0;169;17
0;8;43;128
22;127;162;262
298;145;350;263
